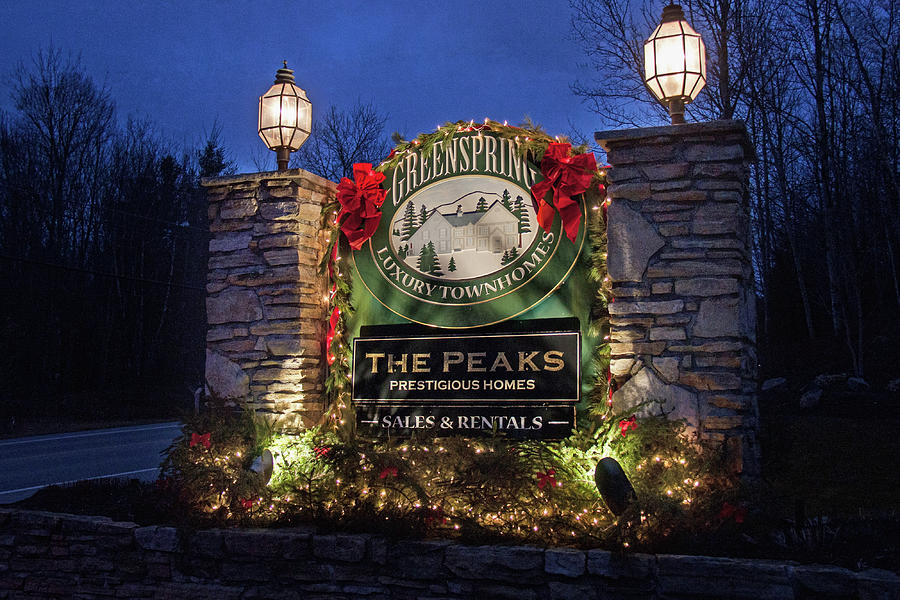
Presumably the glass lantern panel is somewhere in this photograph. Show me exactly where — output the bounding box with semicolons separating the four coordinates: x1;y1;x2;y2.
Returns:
259;128;279;148
655;36;686;77
292;129;310;149
647;77;665;101
260;95;283;130
684;36;702;72
281;96;298;128
278;126;295;149
657;21;682;38
684;73;702;100
644;42;657;79
699;38;707;75
659;73;685;98
297;102;312;132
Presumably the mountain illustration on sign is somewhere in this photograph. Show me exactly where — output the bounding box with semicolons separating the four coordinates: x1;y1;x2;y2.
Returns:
391;180;537;281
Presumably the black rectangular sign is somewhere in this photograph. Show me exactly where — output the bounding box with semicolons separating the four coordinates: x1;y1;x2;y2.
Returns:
352;331;580;403
352;320;580;439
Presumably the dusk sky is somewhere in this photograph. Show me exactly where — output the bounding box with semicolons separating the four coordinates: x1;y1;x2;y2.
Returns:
0;1;622;174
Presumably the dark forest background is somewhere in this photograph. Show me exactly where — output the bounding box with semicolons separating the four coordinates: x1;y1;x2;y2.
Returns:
0;49;233;425
2;0;899;428
572;0;900;386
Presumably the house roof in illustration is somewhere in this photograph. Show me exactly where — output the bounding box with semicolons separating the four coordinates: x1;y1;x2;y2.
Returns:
437;200;513;228
443;212;483;227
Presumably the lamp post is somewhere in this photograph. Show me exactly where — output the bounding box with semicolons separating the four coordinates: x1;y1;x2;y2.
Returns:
258;61;312;171
643;4;706;124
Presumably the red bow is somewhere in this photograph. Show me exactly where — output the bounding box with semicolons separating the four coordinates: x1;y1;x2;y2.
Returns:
536;468;558;489
313;446;331;459
424;505;447;526
189;432;211;449
379;466;398;479
607;369;614;406
325;306;341;365
618;415;638;437
529;143;597;243
336;163;387;250
718;502;747;523
240;498;253;510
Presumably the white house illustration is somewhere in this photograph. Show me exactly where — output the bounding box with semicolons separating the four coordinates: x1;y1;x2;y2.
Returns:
407;201;518;255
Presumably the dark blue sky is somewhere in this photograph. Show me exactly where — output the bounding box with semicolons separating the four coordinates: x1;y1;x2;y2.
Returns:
0;1;615;174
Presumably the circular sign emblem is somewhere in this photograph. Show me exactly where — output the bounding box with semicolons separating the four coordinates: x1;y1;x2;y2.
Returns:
352;131;585;328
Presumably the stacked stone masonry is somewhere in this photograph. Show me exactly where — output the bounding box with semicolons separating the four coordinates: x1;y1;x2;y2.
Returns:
2;509;898;599
596;121;760;475
202;170;335;429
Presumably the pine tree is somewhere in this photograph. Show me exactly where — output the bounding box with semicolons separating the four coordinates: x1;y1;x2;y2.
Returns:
476;197;488;212
515;195;531;247
501;189;512;212
509;246;519;260
501;250;510;265
416;244;428;270
401;201;418;240
398;245;407;259
422;241;442;276
419;205;428;225
448;256;457;272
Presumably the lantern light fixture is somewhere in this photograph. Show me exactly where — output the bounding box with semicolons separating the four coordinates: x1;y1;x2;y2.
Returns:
258;61;312;171
643;4;706;124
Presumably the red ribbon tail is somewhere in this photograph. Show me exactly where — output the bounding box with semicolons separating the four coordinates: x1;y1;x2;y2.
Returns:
326;307;341;365
555;192;582;243
329;242;339;279
536;200;556;234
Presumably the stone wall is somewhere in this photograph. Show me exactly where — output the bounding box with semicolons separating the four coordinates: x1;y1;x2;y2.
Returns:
3;509;898;599
202;170;335;429
595;121;759;475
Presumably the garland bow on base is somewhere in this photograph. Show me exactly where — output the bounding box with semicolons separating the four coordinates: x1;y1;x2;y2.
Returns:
336;163;387;250
530;142;597;243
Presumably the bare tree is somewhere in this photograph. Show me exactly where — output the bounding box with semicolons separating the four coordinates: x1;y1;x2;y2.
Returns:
9;47;115;259
290;101;391;181
570;0;666;126
0;47;209;423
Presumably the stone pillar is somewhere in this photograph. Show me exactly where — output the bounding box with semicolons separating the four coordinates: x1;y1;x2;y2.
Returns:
595;121;759;476
202;170;335;429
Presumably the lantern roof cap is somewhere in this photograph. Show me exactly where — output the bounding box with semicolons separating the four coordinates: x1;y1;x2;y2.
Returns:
274;60;296;84
661;4;686;23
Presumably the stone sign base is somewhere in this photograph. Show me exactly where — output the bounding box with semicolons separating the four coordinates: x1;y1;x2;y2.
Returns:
202;170;335;429
596;121;759;476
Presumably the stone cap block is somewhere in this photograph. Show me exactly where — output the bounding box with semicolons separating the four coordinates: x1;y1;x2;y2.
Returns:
595;120;757;162
202;168;337;191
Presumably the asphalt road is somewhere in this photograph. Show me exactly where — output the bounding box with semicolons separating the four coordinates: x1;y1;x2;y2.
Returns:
0;421;182;504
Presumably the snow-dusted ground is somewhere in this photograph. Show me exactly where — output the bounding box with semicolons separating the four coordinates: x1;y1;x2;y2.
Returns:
402;246;534;280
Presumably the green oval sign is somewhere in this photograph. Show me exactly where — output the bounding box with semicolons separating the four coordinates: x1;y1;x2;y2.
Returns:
351;131;586;329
